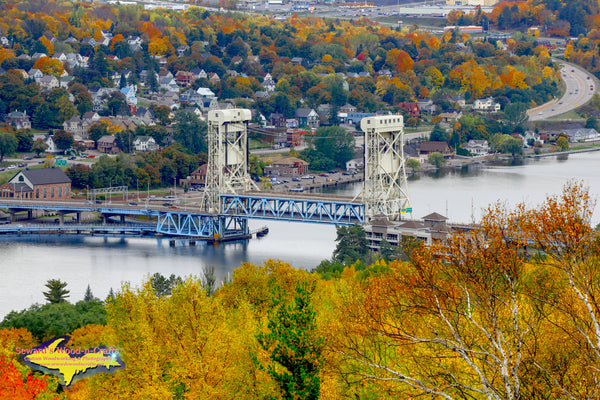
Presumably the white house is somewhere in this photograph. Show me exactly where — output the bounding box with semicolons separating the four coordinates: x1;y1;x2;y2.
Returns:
463;139;490;156
473;97;501;112
133;136;159;152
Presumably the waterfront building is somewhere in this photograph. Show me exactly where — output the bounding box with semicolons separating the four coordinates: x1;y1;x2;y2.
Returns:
0;168;71;200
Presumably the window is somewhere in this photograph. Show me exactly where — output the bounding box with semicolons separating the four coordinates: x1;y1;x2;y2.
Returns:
18;175;24;182
43;188;47;198
36;189;39;198
51;188;54;198
59;187;62;197
66;186;69;197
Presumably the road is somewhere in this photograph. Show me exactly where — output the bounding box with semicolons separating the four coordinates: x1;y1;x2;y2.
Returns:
528;60;596;121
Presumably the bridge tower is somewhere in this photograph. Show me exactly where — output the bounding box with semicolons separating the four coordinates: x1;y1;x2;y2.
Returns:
359;114;411;222
203;109;257;213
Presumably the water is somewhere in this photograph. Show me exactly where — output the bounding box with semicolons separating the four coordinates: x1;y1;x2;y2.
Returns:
1;152;599;319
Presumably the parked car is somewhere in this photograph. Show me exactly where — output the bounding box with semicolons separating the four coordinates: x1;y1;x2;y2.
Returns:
18;163;26;167
69;156;76;160
318;173;328;177
7;165;16;170
292;177;301;182
163;202;173;207
23;156;32;160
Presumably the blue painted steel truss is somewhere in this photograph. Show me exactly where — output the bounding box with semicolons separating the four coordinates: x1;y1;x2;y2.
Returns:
220;194;364;224
156;212;248;239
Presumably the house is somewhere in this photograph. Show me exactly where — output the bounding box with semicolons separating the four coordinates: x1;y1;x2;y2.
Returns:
340;104;357;113
473;97;501;112
463;140;490;156
269;113;287;128
343;112;376;125
63;116;86;137
176;45;190;57
120;86;137;105
135;107;155;121
37;75;60;91
294;108;319;129
448;94;466;109
199;97;219;112
133;136;159;152
127;36;143;51
560;128;600;142
418;141;452;157
263;156;309;177
31;52;47;60
438;111;463;123
33;134;57;153
81;38;96;47
346;158;364;171
28;68;43;80
196;87;216;98
6;110;31;130
417;99;437;114
208;72;220;83
262;73;276;92
286;119;299;129
189;164;207;186
180;89;202;105
82;111;101;124
0;167;71;200
97;135;119;154
399;102;421;119
60;76;75;89
160;77;179;91
175;71;195;87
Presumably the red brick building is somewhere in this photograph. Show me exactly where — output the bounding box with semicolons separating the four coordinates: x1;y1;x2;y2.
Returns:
0;168;71;200
263;156;309;177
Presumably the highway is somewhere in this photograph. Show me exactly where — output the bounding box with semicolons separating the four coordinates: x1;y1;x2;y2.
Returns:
528;60;596;121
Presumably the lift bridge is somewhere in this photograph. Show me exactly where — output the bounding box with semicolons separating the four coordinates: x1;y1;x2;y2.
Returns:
0;110;411;241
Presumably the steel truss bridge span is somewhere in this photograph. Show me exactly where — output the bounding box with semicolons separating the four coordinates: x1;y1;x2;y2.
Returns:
221;193;364;224
0;194;364;241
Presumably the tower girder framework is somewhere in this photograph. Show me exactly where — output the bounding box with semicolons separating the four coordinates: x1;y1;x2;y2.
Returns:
359;114;411;222
203;109;257;213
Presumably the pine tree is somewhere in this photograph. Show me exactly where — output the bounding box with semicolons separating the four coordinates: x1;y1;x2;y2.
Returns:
258;284;323;400
83;284;95;302
43;279;70;304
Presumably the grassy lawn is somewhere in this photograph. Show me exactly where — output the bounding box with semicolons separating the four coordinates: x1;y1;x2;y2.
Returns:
548;110;585;121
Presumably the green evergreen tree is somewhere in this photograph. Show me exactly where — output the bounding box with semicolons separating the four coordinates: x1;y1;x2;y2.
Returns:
333;224;369;265
43;279;70;304
83;284;95;302
258;284;323;400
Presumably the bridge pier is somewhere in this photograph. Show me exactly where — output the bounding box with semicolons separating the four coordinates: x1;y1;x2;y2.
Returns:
58;212;65;225
76;212;80;223
120;215;125;223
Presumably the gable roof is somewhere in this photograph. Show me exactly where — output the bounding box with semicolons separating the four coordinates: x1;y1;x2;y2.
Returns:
13;168;71;185
422;212;447;221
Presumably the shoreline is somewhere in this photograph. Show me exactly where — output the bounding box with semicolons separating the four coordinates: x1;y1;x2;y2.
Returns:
411;144;600;176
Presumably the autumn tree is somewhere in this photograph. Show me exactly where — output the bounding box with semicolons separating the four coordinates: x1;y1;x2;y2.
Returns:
331;200;537;398
556;136;569;151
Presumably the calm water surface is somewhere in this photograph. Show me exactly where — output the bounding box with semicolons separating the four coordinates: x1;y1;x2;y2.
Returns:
1;151;599;318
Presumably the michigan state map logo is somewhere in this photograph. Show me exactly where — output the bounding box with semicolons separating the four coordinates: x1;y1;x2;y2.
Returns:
19;335;125;387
